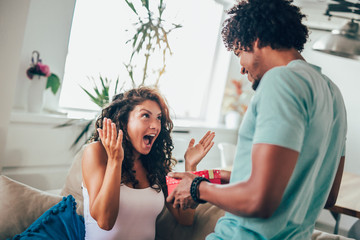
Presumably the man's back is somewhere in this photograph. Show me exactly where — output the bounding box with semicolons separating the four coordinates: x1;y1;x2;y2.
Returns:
208;60;347;240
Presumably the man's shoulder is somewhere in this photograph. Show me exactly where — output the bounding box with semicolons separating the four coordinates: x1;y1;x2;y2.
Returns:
262;64;301;84
258;65;306;94
266;60;312;77
259;60;319;95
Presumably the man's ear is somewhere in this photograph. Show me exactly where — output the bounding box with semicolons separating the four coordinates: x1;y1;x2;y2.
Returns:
254;39;260;49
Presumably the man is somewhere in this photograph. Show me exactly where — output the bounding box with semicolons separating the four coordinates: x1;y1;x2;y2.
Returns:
167;0;347;239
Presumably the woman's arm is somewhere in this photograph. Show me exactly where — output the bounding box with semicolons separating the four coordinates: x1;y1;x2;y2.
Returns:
166;131;215;225
82;118;124;230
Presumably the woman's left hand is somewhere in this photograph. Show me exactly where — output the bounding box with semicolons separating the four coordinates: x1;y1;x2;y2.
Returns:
184;131;215;171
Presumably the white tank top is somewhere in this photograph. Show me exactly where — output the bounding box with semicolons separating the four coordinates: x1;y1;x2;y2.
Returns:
82;183;164;240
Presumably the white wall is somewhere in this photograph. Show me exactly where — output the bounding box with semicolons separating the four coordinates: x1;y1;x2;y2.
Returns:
302;30;360;175
0;0;77;190
0;0;30;170
13;0;76;111
172;122;238;172
3;112;90;190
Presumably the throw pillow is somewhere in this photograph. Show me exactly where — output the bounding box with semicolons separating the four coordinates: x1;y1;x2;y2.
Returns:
10;195;85;240
0;175;62;240
60;145;86;216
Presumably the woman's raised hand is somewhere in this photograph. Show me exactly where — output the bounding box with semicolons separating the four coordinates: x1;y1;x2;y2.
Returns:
97;118;124;164
184;131;215;171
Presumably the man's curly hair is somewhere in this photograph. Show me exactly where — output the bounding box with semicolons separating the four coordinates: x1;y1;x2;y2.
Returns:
91;87;175;195
222;0;309;52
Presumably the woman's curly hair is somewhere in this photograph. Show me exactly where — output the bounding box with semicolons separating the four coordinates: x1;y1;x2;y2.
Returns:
222;0;308;52
91;87;175;195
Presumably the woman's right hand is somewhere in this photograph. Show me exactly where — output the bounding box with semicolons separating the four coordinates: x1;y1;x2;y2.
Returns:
97;118;124;164
184;131;215;171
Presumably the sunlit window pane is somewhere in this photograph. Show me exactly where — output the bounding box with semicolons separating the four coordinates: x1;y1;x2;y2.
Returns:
59;0;224;120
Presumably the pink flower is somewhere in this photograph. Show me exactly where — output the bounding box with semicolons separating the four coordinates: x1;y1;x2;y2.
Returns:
37;62;51;77
26;51;54;80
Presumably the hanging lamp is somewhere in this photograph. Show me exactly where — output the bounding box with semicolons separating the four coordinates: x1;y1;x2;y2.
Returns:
312;0;360;60
312;19;360;60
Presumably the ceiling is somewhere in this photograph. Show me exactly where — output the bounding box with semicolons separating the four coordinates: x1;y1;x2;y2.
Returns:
293;0;359;30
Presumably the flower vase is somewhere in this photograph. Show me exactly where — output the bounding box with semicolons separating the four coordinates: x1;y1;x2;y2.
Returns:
27;76;46;113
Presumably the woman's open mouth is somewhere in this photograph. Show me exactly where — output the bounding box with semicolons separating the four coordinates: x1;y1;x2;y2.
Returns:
143;134;156;147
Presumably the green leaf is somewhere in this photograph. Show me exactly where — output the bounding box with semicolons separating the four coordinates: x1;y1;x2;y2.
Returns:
46;73;61;95
131;31;141;48
80;86;103;107
158;0;165;17
124;0;138;15
54;119;77;128
71;120;94;149
93;87;101;98
114;76;119;94
100;75;108;95
141;0;149;10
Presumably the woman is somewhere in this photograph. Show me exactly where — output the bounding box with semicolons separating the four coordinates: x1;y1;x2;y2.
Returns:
82;87;215;239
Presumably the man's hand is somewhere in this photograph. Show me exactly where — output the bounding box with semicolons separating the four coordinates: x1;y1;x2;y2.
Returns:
166;172;199;210
185;131;215;171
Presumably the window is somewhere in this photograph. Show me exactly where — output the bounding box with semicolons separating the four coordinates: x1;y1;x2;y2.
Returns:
59;0;228;121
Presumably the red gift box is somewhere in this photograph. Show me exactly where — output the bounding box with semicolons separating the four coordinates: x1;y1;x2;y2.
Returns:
166;169;221;195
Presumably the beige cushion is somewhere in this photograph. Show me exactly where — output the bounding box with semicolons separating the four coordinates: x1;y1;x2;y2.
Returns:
312;230;355;240
60;146;85;216
0;175;62;239
155;203;225;240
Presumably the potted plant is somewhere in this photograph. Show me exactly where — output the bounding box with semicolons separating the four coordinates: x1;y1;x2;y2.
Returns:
58;75;123;149
124;0;181;87
26;51;61;113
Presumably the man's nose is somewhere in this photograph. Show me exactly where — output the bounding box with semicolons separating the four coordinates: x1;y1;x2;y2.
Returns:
241;67;248;75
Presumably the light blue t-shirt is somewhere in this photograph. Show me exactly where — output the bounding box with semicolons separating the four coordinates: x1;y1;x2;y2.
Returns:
207;60;347;240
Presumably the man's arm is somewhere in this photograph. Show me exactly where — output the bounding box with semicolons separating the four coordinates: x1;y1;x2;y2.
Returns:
324;156;345;209
198;143;298;218
167;143;299;218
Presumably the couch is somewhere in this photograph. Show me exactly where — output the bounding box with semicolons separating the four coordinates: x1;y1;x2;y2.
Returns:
0;148;355;240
